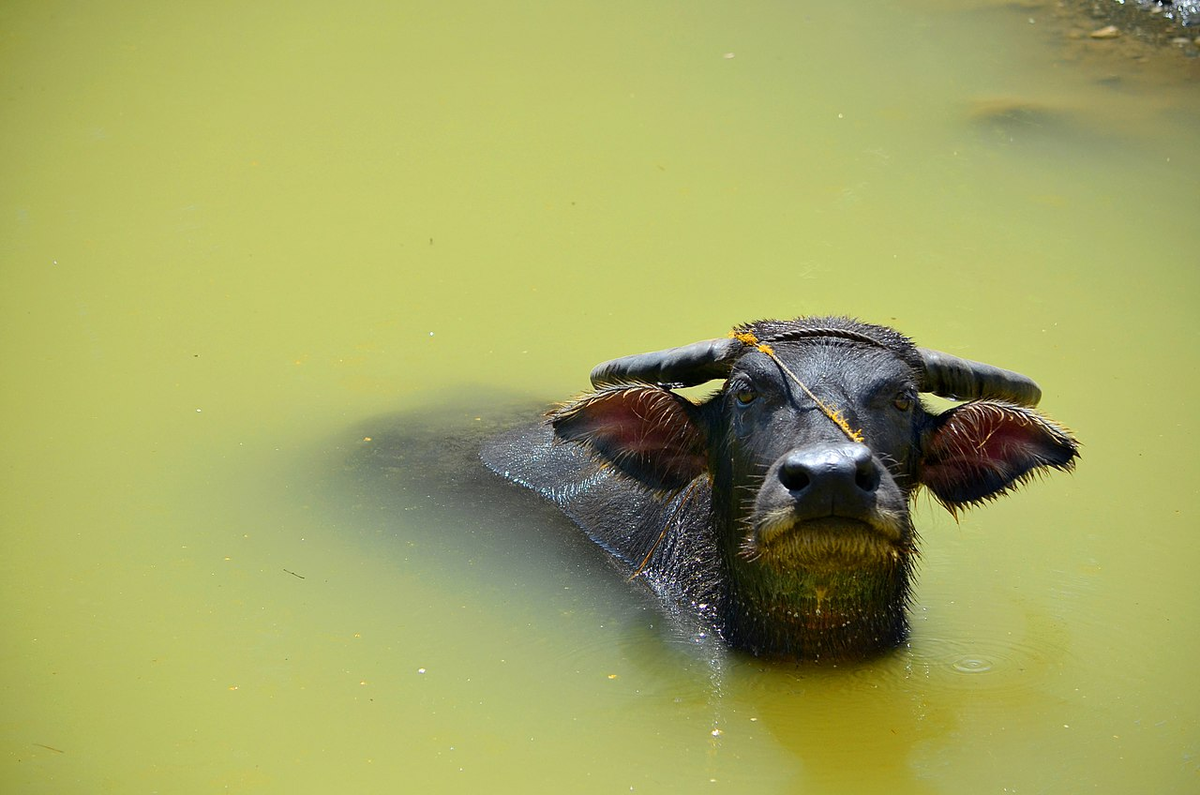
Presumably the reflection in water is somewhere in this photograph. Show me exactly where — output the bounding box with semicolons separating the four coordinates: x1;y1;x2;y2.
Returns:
338;393;1086;791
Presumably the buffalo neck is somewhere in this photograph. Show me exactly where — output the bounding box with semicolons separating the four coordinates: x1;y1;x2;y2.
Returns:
718;548;912;661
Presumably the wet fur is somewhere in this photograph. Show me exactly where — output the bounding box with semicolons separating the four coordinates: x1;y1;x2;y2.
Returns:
486;316;1080;662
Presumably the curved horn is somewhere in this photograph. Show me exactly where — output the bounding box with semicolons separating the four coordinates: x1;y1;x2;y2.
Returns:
590;337;743;388
918;347;1042;406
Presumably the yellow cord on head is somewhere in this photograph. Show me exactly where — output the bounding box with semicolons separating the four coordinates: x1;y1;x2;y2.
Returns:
729;329;865;444
731;331;759;347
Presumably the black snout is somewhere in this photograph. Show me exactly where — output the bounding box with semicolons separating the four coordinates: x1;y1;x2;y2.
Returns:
778;444;881;501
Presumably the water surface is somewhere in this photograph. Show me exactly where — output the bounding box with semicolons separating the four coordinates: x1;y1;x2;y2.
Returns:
2;1;1198;792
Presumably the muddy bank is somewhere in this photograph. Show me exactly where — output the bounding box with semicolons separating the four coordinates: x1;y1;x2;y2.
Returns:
1097;0;1199;32
1065;0;1199;51
1017;0;1200;83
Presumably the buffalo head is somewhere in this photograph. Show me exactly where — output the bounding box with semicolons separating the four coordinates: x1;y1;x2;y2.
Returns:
549;316;1078;660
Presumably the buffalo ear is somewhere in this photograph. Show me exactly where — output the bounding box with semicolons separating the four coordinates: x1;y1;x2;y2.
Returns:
920;401;1079;510
550;385;708;492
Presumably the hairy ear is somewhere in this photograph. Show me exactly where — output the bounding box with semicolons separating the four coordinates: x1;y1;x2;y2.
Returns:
920;401;1079;510
550;385;709;492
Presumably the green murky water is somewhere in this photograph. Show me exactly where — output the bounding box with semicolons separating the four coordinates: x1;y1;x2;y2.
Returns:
3;2;1198;792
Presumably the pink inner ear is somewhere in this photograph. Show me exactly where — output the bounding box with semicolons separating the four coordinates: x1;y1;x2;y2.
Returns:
921;401;1077;507
979;406;1065;460
553;386;708;490
577;390;685;451
962;419;1032;468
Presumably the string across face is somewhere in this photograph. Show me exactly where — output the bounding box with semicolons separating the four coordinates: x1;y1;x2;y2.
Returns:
729;330;865;444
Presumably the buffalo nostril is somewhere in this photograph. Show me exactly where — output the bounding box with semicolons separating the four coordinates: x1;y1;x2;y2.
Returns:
853;449;880;493
779;459;812;492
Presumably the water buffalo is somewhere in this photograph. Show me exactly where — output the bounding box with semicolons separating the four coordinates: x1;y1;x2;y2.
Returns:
482;316;1078;661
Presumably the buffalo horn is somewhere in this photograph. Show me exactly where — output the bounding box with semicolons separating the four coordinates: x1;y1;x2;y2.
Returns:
918;347;1042;406
589;337;743;388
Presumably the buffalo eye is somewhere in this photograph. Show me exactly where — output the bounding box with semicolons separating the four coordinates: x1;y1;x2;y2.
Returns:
893;390;915;412
731;382;759;407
